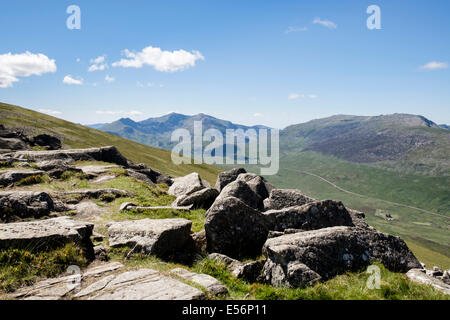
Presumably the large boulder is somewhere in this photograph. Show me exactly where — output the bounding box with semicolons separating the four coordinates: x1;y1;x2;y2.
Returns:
263;189;316;211
172;187;219;209
262;226;421;288
0;191;55;222
32;134;62;150
126;169;156;187
205;196;270;259
0;216;94;251
236;173;272;200
12;146;128;166
263;200;355;232
107;218;192;258
214;168;247;192
168;172;206;197
0;169;45;186
218;180;263;210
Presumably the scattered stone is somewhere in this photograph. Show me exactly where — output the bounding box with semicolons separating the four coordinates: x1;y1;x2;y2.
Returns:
0;191;55;222
172;187;219;209
170;268;228;296
0;169;45;186
13;146;129;166
262;226;421;288
205;196;270;259
0;216;94;251
69;201;105;216
208;253;265;283
263;188;315;211
407;269;450;295
126;169;156;187
263;200;355;232
214;168;247;192
94;245;109;261
107;218;192;258
168;173;206;197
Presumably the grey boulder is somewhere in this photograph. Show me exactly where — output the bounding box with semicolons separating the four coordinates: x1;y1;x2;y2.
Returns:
0;191;55;222
0;169;45;186
172;187;219;209
168;172;206;197
214;168;247;192
263;188;316;211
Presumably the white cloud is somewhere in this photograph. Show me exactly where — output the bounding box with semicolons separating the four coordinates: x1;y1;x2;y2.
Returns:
313;17;337;29
38;109;62;115
95;110;143;116
420;61;448;71
105;75;115;83
63;75;83;85
285;26;308;34
88;55;107;72
112;46;204;72
288;93;317;100
0;52;56;88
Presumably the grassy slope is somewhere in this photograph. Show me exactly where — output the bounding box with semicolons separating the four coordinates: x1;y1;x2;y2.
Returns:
230;151;450;269
0;102;221;185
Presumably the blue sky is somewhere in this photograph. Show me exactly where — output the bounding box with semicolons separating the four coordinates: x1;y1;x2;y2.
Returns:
0;0;449;128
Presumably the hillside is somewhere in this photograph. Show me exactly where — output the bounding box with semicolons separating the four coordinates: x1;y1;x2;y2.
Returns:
0;103;221;185
92;113;268;151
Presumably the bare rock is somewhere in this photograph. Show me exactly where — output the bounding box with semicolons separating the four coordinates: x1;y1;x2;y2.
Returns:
0;169;45;186
263;188;316;211
0;191;55;222
170;268;228;296
407;269;450;295
214;168;247;192
217;180;263;210
0;137;28;151
236;173;271;200
126;169;156;187
191;230;207;252
172;187;219;209
107;218;192;258
168;172;206;197
32;134;62;150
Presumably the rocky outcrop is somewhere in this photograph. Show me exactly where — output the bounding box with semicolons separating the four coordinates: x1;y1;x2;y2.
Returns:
0;169;45;186
214;168;247;191
31;134;62;150
172;187;219;209
0;217;94;251
0;191;55;222
107;218;192;258
168;172;206;197
217;180;263;210
0;137;28;151
205;196;270;259
261;226;421;288
263;189;315;211
236;173;272;200
406;269;450;295
264;200;355;232
170;268;228;296
12;146;128;166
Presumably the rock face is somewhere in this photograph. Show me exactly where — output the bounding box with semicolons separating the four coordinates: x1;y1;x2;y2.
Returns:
205;196;270;259
264;200;355;232
406;269;450;295
168;172;206;197
12;146;128;166
107;218;192;258
214;168;247;191
0;217;94;251
85;269;205;300
172;187;219;209
170;268;228;296
262;226;421;288
263;189;315;211
0;169;45;186
0;191;55;222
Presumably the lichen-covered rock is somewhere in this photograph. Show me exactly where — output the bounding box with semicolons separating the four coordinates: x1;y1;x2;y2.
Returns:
0;191;55;222
168;172;206;197
107;218;192;258
263;188;316;211
262;226;421;288
172;187;219;209
214;168;247;192
205;196;270;259
263;200;355;232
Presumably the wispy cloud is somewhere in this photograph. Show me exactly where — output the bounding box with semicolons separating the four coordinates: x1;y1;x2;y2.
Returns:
288;93;318;100
313;17;337;29
63;75;83;85
105;75;115;83
0;52;56;88
420;61;448;71
112;46;204;72
285;26;308;34
38;109;62;115
88;55;107;72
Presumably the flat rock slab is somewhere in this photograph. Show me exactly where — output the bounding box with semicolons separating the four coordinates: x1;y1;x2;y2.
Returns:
76;165;118;175
170;268;228;296
168;172;206;197
0;216;94;250
406;269;450;295
85;268;205;300
0;191;55;222
68;201;105;216
12;146;128;166
10;261;124;300
55;188;132;200
0;169;45;186
108;218;192;257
